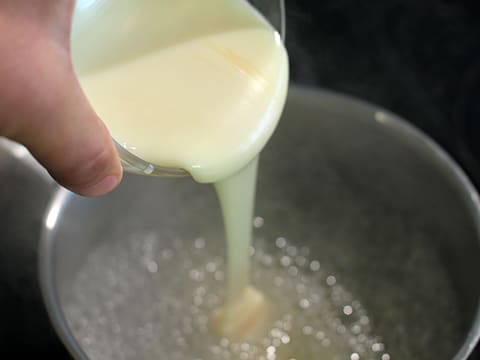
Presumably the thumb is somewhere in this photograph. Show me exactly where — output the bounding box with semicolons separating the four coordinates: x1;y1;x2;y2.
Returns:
1;44;122;196
16;74;122;196
0;1;122;196
32;81;123;197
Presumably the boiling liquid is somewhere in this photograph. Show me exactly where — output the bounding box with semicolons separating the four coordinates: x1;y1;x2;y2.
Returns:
64;227;391;360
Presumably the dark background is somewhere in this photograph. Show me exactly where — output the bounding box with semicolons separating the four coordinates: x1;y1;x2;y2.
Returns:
1;0;479;358
287;0;480;192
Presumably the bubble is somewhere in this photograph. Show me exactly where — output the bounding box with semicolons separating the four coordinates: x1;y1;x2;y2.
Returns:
302;325;313;335
194;238;206;249
271;328;282;338
295;256;307;267
238;342;249;352
280;335;290;344
287;266;298;276
280;256;291;267
146;260;158;273
350;353;360;360
189;269;204;281
272;338;281;347
206;262;217;273
321;338;331;347
381;354;391;360
280;315;292;332
343;305;353;316
275;237;287;248
359;316;370;326
299;298;310;309
286;246;297;257
253;217;265;228
326;275;337;286
309;260;320;271
351;324;362;335
267;346;276;354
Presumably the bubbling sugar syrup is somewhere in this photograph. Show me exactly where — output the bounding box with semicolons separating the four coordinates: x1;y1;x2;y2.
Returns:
64;218;391;360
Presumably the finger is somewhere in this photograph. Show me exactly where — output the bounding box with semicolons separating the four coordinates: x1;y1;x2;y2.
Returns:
0;0;123;196
3;45;123;196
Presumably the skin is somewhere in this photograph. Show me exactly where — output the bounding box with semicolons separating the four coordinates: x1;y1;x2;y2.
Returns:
0;0;122;196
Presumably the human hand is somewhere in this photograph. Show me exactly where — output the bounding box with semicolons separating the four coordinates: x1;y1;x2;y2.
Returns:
0;0;122;196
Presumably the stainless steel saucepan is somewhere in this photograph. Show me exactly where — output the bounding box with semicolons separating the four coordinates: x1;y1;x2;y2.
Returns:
35;86;480;360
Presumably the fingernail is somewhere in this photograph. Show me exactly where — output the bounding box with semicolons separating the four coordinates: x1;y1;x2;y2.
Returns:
82;175;120;196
